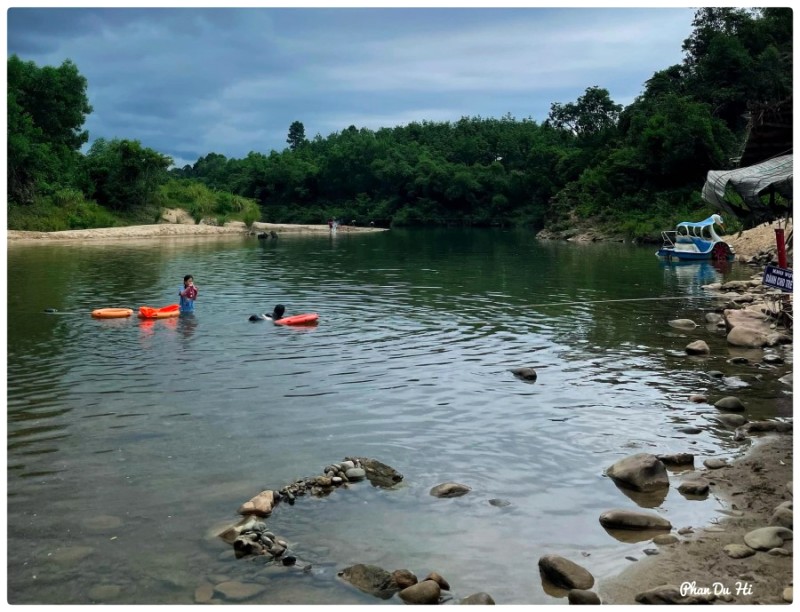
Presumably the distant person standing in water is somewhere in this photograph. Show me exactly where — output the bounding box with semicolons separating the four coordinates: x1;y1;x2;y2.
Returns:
179;275;198;313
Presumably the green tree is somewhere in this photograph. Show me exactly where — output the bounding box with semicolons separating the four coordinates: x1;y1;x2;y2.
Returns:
286;120;307;151
84;138;172;211
7;55;92;204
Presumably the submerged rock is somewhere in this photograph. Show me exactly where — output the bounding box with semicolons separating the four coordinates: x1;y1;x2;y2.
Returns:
430;482;471;498
599;509;672;531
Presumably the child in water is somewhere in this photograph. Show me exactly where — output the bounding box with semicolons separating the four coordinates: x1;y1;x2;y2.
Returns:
179;275;198;313
248;304;285;322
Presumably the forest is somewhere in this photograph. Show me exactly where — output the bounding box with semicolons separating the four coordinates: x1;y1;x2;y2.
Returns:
7;8;793;238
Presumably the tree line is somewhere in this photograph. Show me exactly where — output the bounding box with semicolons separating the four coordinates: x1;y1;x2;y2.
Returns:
7;8;792;237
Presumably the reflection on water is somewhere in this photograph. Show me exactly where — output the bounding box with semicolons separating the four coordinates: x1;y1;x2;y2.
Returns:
6;230;791;604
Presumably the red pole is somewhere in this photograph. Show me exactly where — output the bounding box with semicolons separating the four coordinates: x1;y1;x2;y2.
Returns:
775;228;787;268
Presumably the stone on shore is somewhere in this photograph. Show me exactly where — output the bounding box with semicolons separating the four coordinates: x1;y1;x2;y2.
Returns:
703;458;728;469
567;589;602;604
423;571;450;591
727;326;769;347
606;453;669;492
635;584;715;604
599;509;672;531
714;413;748;428
770;506;794;529
743;526;793;551
656;452;694;467
678;480;710;496
723;544;756;559
538;555;595;590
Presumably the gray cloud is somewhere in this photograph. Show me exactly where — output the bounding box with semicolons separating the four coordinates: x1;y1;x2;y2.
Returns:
7;7;695;166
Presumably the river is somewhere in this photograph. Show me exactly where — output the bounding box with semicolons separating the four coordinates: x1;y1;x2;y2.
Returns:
6;228;792;604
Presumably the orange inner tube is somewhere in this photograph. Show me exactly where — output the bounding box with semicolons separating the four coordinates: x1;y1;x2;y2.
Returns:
274;313;319;326
91;308;134;319
138;304;181;319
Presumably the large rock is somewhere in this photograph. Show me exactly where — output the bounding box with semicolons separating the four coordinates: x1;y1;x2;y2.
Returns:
538;555;594;590
348;457;404;488
338;564;399;599
398;580;441;604
743;526;793;551
606;453;669;492
238;490;277;517
599;509;672;531
727;326;769;347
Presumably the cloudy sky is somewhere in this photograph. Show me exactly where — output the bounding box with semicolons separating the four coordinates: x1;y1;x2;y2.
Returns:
6;5;698;168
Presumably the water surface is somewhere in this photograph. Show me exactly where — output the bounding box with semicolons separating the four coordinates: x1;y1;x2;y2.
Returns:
6;229;791;604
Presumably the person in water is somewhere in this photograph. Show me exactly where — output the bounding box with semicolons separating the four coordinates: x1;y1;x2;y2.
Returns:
249;304;285;322
179;275;198;313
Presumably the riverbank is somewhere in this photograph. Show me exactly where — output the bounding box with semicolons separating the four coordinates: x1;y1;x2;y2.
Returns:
599;433;793;604
6;220;387;244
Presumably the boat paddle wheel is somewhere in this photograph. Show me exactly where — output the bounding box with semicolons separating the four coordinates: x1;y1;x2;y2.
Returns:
711;241;733;262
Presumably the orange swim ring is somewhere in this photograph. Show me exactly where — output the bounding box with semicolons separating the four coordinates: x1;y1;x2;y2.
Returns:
91;308;134;319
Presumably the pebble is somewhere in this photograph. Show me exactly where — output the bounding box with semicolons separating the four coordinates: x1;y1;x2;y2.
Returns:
703;458;728;469
488;498;511;507
345;467;366;481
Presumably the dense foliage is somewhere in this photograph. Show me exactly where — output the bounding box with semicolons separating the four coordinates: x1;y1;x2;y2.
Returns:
7;8;792;237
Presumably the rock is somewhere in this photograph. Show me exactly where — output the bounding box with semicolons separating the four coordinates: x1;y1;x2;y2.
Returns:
88;585;121;601
727;326;769;348
722;280;751;291
705;312;724;325
714;396;746;412
669;319;697;329
345;467;366;481
538;555;594;590
714;413;748;428
606;453;669;492
743;526;793;551
391;569;418;590
763;353;785;365
678;480;710;496
656;453;694;466
767;332;793;346
769;506;794;529
567;589;601;604
742;420;793;434
635;584;715;604
723;544;756;559
703;458;728;469
214;581;266;601
677;426;702;434
599;509;672;531
348;457;404;487
783;587;793;603
688;394;707;403
423;572;450;591
652;534;679;545
430;482;471;498
238;490;277;517
768;547;791;556
50;546;94;563
489;498;511;507
685;340;710;355
338;564;398;599
194;584;215;603
677;526;694;535
460;592;496;605
398;580;441;604
511;367;538;382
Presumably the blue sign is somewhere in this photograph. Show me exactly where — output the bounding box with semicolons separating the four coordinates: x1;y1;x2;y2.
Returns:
762;265;793;292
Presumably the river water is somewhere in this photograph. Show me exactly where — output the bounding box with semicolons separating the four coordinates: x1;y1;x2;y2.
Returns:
6;229;792;604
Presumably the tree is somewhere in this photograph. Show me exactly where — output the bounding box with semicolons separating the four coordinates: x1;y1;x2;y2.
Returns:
7;55;93;204
286;121;307;151
84;138;172;211
546;86;623;139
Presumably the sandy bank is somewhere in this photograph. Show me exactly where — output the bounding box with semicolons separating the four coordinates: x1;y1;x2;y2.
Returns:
6;220;387;244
